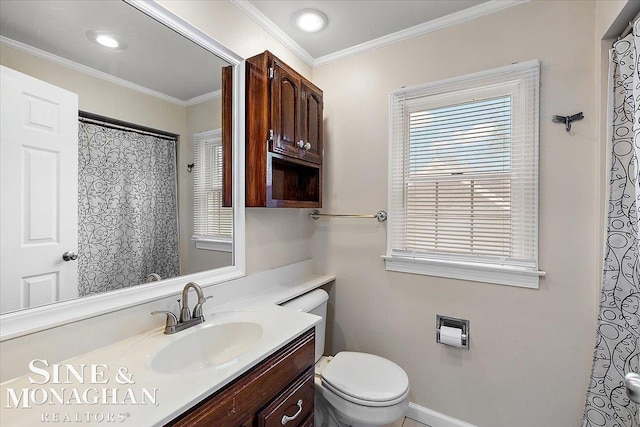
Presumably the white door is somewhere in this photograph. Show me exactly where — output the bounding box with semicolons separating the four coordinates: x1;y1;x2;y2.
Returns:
1;65;79;313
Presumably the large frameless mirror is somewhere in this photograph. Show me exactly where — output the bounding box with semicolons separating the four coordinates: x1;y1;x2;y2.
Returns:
0;0;245;338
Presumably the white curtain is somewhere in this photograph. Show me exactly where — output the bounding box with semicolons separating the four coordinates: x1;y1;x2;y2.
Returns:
582;22;640;427
77;121;180;296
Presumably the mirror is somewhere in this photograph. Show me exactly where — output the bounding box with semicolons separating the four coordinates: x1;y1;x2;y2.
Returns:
0;0;244;322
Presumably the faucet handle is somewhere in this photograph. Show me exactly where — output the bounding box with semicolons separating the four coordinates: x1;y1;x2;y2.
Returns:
193;296;213;319
151;310;178;327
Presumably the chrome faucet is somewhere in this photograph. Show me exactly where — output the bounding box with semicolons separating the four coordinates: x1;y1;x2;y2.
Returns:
151;282;212;334
180;281;206;322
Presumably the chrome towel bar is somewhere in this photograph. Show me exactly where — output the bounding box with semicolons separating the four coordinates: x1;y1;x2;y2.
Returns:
309;209;387;222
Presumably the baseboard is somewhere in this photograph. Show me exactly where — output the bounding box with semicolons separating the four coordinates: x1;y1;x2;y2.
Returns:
405;402;478;427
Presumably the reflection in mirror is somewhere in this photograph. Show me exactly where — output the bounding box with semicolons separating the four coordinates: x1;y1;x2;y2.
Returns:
0;0;234;315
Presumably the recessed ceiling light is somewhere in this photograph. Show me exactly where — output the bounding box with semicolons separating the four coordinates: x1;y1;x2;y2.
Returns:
292;9;327;33
86;30;127;50
96;35;119;48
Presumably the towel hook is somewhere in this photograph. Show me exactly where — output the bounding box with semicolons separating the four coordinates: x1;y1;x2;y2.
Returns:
553;112;584;132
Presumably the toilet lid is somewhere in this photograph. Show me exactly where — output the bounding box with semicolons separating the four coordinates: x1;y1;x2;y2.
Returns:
320;352;409;406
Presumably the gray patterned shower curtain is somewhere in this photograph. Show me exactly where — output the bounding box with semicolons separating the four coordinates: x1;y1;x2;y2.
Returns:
78;120;180;296
582;22;640;427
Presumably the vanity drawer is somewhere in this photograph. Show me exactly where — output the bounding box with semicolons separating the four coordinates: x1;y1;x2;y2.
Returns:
300;414;313;427
258;368;314;427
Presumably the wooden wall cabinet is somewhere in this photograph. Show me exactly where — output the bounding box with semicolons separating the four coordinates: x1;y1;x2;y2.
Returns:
246;51;323;208
167;328;315;427
222;64;233;208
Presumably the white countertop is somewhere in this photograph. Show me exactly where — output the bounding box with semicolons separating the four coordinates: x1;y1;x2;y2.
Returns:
0;268;334;426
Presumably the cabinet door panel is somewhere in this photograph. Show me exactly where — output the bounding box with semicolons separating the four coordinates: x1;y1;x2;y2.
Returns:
240;415;255;427
271;60;301;159
300;83;323;164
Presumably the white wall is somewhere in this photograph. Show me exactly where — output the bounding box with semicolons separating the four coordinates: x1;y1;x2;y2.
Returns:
311;1;601;426
0;45;186;135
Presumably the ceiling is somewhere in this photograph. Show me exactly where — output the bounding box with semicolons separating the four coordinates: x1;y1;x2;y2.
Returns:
236;0;517;66
0;1;230;103
0;1;523;103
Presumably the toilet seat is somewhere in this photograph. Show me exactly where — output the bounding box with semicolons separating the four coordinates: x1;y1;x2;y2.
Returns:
320;352;409;407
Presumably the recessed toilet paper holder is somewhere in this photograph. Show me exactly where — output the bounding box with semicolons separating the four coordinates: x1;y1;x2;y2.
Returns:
436;315;470;349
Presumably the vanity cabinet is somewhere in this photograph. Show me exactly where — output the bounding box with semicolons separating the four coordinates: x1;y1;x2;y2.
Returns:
246;51;323;208
167;328;315;427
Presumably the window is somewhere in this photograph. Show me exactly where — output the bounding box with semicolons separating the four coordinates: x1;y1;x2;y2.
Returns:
386;61;544;288
193;129;232;251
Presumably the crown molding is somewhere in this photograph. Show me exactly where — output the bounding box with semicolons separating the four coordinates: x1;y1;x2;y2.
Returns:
1;35;203;107
185;89;222;107
228;0;315;67
229;0;529;69
314;0;530;67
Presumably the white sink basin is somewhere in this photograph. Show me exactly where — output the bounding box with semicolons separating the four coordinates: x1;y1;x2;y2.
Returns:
150;322;263;374
117;306;319;382
119;317;265;376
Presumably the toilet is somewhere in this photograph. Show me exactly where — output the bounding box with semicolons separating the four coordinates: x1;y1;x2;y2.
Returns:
281;289;409;427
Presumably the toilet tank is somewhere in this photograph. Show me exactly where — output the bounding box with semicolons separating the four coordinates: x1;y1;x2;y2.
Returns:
280;289;328;363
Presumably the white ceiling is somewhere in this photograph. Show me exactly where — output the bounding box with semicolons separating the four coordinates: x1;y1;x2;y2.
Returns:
0;1;230;103
0;1;526;102
236;0;524;66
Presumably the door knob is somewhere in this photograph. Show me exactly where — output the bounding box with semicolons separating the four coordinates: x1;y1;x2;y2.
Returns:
304;142;311;150
62;251;78;261
296;140;304;148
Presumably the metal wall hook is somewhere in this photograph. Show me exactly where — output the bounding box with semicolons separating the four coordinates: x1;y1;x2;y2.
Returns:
553;112;584;132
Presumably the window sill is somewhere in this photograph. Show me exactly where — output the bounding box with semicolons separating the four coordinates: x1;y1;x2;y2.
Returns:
194;238;232;252
383;255;544;289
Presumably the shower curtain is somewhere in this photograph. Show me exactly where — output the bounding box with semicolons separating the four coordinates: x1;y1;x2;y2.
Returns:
582;23;640;427
78;120;180;296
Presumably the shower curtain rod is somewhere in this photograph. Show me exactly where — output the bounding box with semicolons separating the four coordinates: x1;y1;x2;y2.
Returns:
617;10;640;41
78;111;178;141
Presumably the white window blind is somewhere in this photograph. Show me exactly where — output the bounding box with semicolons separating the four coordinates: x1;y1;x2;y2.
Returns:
193;129;232;250
387;61;543;288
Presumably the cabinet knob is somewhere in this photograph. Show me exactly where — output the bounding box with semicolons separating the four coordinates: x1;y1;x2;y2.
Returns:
296;140;305;149
304;142;311;150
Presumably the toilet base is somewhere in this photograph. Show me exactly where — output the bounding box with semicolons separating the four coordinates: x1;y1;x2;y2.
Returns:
314;377;408;427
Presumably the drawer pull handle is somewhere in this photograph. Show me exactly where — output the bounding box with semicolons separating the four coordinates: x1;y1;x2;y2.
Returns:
281;399;303;425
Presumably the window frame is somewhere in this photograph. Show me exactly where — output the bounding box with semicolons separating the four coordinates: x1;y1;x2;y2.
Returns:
385;60;545;288
192;128;233;252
